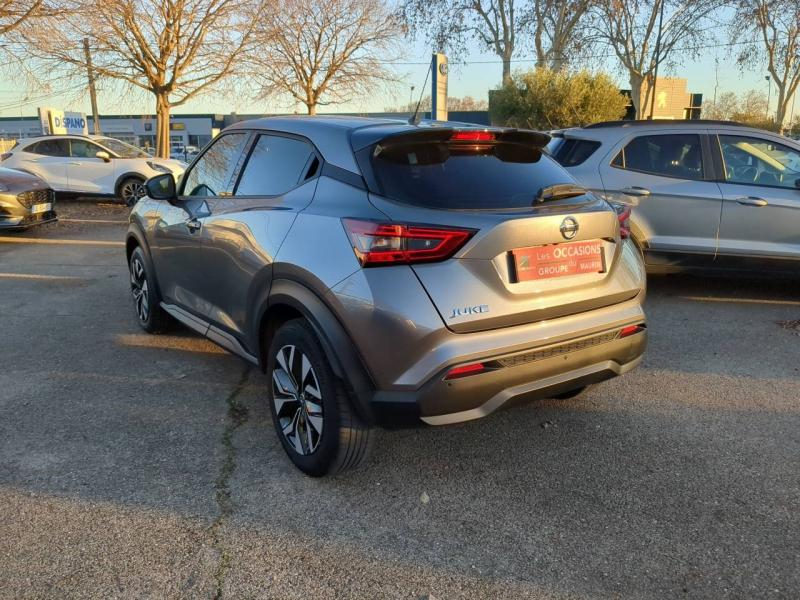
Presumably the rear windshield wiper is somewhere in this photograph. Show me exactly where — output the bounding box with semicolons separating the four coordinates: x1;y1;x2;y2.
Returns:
534;183;587;203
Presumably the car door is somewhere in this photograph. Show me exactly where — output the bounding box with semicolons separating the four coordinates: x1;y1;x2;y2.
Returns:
200;132;320;342
150;131;251;320
17;139;70;190
598;131;723;266
65;138;117;194
713;130;800;263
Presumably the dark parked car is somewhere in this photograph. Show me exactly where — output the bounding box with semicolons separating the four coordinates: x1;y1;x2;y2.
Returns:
0;167;56;230
126;117;647;476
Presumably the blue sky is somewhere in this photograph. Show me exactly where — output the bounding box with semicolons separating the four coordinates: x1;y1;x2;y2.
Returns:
0;24;776;119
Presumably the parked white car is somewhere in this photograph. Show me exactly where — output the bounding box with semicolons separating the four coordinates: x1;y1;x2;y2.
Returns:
0;135;186;205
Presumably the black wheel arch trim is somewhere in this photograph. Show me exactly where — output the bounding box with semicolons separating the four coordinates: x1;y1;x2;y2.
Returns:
125;224;164;299
261;278;377;425
115;172;147;195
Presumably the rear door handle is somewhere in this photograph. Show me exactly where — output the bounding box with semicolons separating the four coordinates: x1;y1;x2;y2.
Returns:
620;186;651;197
735;197;768;207
186;219;202;232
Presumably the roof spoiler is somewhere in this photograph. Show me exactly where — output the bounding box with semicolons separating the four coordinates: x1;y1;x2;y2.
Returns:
353;127;551;152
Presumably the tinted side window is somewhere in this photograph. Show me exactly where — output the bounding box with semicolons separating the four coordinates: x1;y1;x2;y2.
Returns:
553;138;601;167
70;139;103;158
719;135;800;189
614;134;704;180
29;139;70;157
182;133;248;197
235;135;314;196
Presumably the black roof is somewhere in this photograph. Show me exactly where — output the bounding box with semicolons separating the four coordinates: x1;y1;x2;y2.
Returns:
226;116;550;174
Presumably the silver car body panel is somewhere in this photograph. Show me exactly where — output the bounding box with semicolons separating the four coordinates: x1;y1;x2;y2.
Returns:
553;122;800;268
128;116;648;427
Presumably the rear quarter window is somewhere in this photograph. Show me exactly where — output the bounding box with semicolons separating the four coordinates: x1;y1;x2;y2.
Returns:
370;140;578;210
552;138;601;167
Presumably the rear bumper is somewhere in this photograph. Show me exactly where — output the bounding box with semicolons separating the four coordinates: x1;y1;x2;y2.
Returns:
369;308;647;427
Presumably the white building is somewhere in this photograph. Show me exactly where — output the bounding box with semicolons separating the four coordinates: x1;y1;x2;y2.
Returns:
0;113;225;150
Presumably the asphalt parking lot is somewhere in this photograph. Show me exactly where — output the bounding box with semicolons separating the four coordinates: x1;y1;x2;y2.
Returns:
1;203;798;599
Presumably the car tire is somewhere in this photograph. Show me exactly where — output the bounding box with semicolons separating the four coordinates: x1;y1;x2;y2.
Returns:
129;246;169;333
552;385;591;400
266;319;373;477
119;177;147;207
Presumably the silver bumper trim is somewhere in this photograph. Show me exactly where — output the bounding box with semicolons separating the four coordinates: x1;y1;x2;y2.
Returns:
420;356;642;426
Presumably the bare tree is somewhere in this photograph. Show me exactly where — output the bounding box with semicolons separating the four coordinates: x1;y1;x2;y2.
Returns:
593;0;721;118
13;0;258;157
732;0;799;133
703;88;776;128
0;0;47;35
401;0;530;84
384;94;488;112
249;0;402;115
531;0;595;70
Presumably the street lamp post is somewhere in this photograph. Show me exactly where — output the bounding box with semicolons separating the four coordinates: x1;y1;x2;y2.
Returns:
409;86;415;111
765;75;771;121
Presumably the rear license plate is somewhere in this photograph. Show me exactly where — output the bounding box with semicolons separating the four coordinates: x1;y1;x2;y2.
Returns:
512;240;605;282
31;203;51;214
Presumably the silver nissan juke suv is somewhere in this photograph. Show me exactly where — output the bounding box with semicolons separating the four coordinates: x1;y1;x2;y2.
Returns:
126;116;647;476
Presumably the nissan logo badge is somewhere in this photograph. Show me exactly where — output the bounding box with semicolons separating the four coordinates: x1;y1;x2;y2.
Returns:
560;217;579;240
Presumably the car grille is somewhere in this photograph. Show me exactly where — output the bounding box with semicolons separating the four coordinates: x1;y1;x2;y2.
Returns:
16;188;53;209
18;210;56;226
497;330;622;368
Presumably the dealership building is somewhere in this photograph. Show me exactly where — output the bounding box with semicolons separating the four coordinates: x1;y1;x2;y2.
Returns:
0;113;226;149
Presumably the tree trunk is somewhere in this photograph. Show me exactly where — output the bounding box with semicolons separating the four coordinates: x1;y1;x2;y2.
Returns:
629;72;652;120
502;53;512;85
775;85;788;134
549;54;567;72
307;103;317;115
155;93;171;159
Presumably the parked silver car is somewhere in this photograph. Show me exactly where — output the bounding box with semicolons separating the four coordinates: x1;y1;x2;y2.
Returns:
548;120;800;274
127;117;647;476
0;167;56;230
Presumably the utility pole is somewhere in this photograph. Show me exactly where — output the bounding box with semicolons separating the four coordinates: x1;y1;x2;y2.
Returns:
83;38;102;135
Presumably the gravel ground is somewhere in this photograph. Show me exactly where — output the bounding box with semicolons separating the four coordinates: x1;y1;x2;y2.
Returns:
1;203;798;599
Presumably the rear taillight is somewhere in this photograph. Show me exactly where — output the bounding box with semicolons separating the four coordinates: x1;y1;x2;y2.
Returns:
450;130;495;142
614;205;631;239
619;324;645;338
0;152;11;161
342;218;474;267
444;362;486;380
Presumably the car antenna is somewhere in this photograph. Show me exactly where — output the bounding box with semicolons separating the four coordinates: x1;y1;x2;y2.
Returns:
409;64;432;126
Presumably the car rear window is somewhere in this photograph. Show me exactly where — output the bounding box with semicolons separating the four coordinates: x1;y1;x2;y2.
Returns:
552;138;601;167
370;140;576;209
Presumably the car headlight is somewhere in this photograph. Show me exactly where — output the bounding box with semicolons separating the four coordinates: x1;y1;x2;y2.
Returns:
146;161;172;174
0;182;8;192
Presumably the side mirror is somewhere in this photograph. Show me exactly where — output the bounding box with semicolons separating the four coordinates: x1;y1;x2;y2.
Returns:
145;173;177;200
95;151;111;162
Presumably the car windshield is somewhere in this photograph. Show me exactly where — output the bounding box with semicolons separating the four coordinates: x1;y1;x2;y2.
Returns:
97;137;148;158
